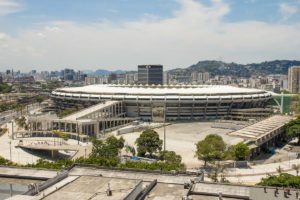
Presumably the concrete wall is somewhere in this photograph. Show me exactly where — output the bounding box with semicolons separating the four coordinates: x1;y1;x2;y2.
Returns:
250;187;300;200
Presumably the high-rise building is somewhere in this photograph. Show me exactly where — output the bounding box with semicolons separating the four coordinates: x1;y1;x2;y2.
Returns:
198;72;210;83
163;71;169;85
138;65;163;85
63;68;75;81
125;73;137;85
288;66;300;93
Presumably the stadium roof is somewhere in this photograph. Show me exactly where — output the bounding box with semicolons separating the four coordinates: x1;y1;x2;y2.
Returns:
55;84;269;96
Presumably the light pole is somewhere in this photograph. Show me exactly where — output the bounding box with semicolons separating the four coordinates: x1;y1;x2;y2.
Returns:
9;141;12;161
163;123;166;151
11;121;14;140
77;122;79;145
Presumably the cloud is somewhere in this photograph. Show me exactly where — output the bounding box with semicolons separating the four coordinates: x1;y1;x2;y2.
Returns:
0;0;23;16
0;0;300;71
279;3;298;21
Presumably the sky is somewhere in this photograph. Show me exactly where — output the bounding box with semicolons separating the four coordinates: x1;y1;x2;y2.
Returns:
0;0;300;71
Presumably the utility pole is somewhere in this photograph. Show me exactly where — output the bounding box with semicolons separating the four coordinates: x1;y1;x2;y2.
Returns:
11;121;14;140
280;92;284;114
77;122;79;145
9;141;12;161
164;124;166;151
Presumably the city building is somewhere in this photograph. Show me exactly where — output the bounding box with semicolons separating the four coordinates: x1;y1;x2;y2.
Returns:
85;76;108;85
62;68;76;81
163;71;169;85
125;72;138;85
51;84;272;122
288;66;300;93
198;72;210;83
228;115;293;158
7;165;300;200
28;101;134;140
138;65;163;85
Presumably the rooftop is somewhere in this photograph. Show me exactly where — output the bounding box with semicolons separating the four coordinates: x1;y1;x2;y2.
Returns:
55;84;269;96
5;165;300;200
228;115;293;141
62;101;119;121
42;176;141;200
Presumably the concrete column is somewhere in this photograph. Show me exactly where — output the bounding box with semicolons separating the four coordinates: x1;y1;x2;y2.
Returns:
204;97;208;120
51;150;58;158
95;122;99;138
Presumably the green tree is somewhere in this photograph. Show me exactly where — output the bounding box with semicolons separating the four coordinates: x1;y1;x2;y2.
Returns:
258;173;300;189
231;142;250;161
159;150;182;163
15;116;27;130
91;136;124;159
286;117;300;144
35;96;44;105
106;136;125;150
195;134;226;167
135;129;163;157
0;83;12;93
0;156;14;166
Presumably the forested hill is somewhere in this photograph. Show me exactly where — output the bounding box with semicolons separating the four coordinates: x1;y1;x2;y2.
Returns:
168;60;300;77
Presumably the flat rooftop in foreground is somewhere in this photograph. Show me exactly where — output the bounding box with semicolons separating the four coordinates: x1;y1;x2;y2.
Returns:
42;176;140;200
6;166;300;200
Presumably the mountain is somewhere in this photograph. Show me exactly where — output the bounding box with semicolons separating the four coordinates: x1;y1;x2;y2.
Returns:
168;60;300;77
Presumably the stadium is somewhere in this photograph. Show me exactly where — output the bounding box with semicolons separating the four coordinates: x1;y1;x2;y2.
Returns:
51;84;272;121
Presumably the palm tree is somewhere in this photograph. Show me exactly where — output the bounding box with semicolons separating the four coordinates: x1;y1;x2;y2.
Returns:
292;164;300;176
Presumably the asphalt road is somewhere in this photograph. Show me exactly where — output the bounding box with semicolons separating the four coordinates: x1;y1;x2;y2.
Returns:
0;103;41;126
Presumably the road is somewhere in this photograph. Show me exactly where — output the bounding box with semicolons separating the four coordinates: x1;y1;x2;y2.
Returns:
0;103;41;126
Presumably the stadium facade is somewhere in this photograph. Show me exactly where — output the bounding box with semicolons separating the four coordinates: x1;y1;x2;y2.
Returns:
51;84;272;121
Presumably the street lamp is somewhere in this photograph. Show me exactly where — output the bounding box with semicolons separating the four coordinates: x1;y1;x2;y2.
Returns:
164;122;166;151
8;141;12;161
11;121;14;140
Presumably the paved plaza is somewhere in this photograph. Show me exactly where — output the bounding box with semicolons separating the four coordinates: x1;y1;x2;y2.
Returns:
0;122;91;164
117;122;243;168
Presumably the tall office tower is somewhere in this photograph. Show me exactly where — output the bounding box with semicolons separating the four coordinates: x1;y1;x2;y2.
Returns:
138;65;163;85
288;66;300;93
63;68;75;81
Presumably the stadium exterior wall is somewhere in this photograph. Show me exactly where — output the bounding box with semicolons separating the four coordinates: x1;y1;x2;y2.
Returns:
51;85;273;121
